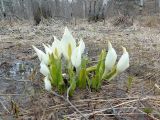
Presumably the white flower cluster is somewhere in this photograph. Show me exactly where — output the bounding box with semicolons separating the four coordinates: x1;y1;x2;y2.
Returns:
33;27;85;91
104;41;129;77
33;27;129;92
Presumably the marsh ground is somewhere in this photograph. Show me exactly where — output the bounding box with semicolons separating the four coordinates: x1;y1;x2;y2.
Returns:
0;16;160;120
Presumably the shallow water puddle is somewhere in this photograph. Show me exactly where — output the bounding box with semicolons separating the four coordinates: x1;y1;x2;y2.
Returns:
0;60;35;95
0;60;36;113
0;60;34;80
9;61;34;80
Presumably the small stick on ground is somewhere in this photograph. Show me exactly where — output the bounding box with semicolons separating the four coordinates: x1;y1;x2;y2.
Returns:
155;84;160;91
0;100;10;114
82;96;151;119
51;91;88;120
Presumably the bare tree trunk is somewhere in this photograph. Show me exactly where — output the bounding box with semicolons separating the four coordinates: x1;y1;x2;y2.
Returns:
19;0;26;19
31;0;41;25
26;0;33;20
140;0;144;7
82;0;86;19
94;1;96;21
55;0;60;17
102;0;109;18
15;0;21;18
70;0;73;20
63;0;67;20
88;0;91;21
103;0;109;6
1;0;6;18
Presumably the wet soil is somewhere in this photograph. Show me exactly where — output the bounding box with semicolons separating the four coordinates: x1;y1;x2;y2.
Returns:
0;19;160;120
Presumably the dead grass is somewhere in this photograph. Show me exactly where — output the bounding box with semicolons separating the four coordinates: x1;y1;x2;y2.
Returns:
0;17;160;120
136;15;160;27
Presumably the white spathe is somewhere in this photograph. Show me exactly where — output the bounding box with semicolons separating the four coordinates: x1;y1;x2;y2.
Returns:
105;41;117;72
44;76;52;91
43;43;52;55
78;39;85;54
51;36;62;59
71;47;81;68
71;39;85;68
61;27;76;61
40;62;50;76
116;46;129;73
32;45;49;65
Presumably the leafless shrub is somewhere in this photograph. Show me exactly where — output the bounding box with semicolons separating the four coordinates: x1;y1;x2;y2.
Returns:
111;15;133;27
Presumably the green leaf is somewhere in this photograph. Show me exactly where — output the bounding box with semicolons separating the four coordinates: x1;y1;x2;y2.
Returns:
91;50;106;90
67;61;76;96
56;59;65;92
77;58;87;89
91;78;97;89
69;79;76;96
49;54;57;85
11;100;19;118
78;69;86;88
127;76;133;92
49;54;64;93
86;65;97;73
143;108;153;115
103;67;117;81
81;57;87;68
86;76;91;89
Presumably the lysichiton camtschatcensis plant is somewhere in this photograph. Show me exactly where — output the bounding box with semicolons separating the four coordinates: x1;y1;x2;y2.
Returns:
33;27;130;96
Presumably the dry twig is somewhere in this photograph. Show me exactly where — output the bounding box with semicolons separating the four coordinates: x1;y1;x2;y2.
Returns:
51;91;88;120
82;96;156;118
0;100;10;114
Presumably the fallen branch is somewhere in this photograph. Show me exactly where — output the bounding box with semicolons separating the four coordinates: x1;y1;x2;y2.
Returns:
155;84;160;91
51;91;88;120
0;100;10;114
82;96;151;118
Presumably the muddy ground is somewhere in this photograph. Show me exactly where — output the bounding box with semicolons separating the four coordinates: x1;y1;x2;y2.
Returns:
0;17;160;120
